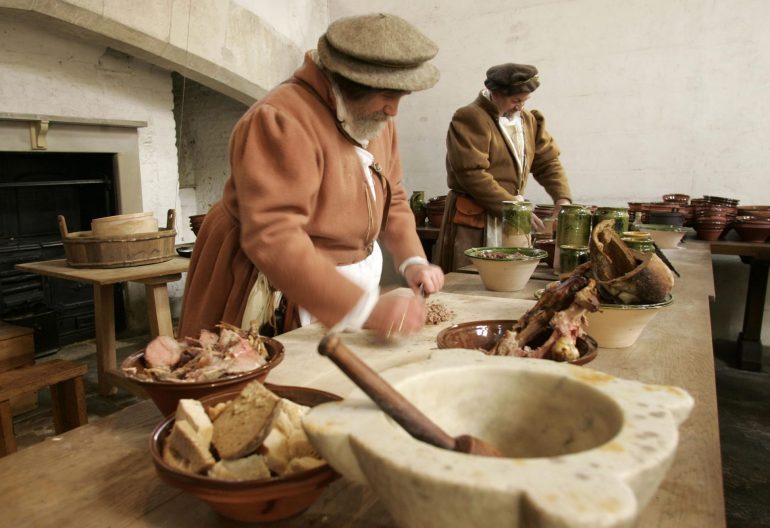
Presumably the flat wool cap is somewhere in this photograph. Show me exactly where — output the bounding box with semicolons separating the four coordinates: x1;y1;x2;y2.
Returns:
318;13;439;91
484;63;540;95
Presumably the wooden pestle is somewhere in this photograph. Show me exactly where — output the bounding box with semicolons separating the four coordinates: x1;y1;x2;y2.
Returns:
318;334;503;458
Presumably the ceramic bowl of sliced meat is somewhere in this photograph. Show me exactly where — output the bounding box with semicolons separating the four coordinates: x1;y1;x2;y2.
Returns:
122;323;284;416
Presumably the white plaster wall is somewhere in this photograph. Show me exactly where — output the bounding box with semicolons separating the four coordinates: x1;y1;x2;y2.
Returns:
0;17;182;331
0;19;179;227
235;0;328;51
329;0;770;342
173;74;248;237
330;0;770;207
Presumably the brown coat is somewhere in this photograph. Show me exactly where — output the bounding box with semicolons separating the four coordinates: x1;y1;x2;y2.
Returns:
446;94;571;216
178;54;424;337
436;94;572;272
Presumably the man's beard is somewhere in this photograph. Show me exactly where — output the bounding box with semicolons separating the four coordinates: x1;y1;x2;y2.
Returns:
345;112;389;142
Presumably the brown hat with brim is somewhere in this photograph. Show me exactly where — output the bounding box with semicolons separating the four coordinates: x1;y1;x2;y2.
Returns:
318;13;439;92
484;63;540;95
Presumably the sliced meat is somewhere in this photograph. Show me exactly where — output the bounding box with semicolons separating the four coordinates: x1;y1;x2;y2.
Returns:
144;335;184;368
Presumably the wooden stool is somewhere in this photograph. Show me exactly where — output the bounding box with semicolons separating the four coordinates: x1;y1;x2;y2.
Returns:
0;359;88;457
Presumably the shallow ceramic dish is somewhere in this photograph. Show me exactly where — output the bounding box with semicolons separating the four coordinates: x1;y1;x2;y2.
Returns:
464;247;546;292
122;338;284;416
150;384;340;522
636;224;692;249
303;349;694;528
176;243;194;258
535;288;674;348
436;319;597;365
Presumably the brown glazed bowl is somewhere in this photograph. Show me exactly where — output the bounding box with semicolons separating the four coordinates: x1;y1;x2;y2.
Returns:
122;338;285;416
732;223;770;243
150;384;340;522
436;319;597;365
694;223;726;241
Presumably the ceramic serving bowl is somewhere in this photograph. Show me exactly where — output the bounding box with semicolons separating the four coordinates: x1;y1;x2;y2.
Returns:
436;319;597;365
303;349;694;528
732;221;770;243
122;338;285;416
464;247;546;292
150;384;340;522
586;295;674;348
533;286;674;349
636;224;692;249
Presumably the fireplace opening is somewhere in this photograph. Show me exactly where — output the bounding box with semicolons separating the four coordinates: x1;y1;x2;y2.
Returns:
0;152;126;356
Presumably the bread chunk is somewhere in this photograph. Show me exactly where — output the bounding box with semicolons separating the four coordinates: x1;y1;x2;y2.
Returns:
162;441;192;473
208;454;271;481
287;428;317;459
166;420;215;473
175;399;213;445
274;399;310;435
260;427;290;475
285;456;324;475
212;381;281;459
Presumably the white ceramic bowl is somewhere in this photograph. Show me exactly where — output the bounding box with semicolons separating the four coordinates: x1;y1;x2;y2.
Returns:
636;224;690;249
465;247;546;292
535;287;674;349
586;295;673;348
304;349;693;528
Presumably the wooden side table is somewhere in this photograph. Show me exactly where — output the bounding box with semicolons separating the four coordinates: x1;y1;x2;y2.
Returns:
16;258;190;395
710;241;770;371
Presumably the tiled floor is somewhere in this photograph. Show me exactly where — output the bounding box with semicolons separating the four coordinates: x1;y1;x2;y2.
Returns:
8;335;770;527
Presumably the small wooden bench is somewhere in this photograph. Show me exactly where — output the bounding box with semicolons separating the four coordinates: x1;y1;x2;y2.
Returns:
0;359;88;457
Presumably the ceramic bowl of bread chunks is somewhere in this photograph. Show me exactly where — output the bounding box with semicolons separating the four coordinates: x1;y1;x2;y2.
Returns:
465;247;547;292
122;323;284;416
150;381;340;522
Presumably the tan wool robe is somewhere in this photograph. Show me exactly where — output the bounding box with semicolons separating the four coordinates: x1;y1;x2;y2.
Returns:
178;53;424;338
436;93;572;271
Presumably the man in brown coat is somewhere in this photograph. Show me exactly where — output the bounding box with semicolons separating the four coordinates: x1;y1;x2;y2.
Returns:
179;13;444;340
437;63;573;271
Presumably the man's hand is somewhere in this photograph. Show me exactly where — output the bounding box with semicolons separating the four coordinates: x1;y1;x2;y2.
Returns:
364;290;426;340
403;263;444;296
531;214;545;232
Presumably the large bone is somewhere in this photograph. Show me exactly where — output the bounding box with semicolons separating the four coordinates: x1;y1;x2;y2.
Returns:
590;220;674;304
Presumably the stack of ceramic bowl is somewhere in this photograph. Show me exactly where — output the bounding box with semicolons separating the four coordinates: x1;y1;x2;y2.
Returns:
737;205;770;221
534;204;555;217
533;204;556;241
662;193;690;205
426;195;446;228
661;194;694;225
692;196;738;241
189;214;206;236
647;210;684;227
627;202;644;224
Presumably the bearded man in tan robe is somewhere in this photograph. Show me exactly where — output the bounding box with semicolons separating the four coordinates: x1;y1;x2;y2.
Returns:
179;14;444;340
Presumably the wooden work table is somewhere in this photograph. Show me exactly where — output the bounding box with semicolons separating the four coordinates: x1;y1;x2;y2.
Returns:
0;243;725;527
15;257;190;396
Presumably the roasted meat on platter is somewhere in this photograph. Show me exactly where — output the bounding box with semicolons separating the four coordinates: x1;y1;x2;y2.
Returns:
489;274;600;362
